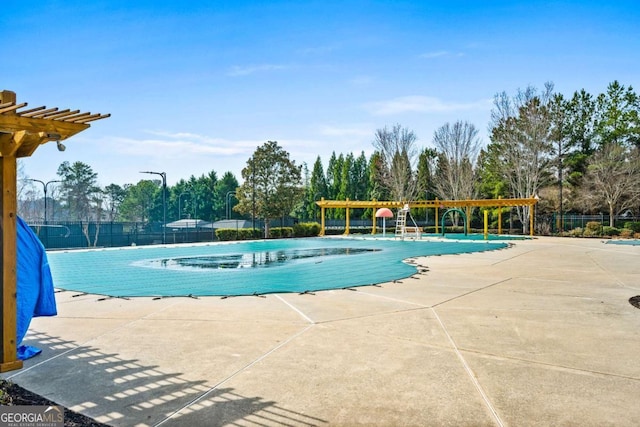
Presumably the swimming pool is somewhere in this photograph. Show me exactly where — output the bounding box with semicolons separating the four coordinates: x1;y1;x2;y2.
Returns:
47;237;508;297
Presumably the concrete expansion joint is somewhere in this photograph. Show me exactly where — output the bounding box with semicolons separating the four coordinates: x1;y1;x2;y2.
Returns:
431;277;513;309
5;336;79;380
313;306;430;326
154;324;314;426
431;307;505;427
490;248;537;266
11;299;188;380
275;295;316;324
457;347;640;382
339;289;430;308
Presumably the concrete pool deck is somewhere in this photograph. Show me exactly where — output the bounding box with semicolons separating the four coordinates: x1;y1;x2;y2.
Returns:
4;236;640;426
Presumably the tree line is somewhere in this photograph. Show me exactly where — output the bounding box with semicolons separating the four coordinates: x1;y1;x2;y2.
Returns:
19;164;240;225
19;80;640;236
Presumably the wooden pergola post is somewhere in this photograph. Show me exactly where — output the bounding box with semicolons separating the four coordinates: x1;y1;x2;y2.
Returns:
465;206;471;234
0;90;108;372
371;199;377;235
0;90;21;372
435;198;439;234
319;198;325;236
344;198;350;235
498;196;503;235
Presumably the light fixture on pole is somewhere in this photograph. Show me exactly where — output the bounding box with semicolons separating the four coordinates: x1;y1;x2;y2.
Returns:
558;152;563;233
140;171;167;244
225;191;236;220
45;133;65;152
25;178;62;247
251;158;256;236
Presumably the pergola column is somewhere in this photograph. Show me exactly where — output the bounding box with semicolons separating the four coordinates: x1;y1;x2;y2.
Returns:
0;90;108;372
0;131;20;372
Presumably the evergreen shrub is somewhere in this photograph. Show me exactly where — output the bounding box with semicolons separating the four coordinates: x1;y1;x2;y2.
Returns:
623;221;640;232
602;226;620;236
293;222;321;237
568;227;584;237
269;227;294;238
619;228;634;238
584;221;603;235
216;228;261;241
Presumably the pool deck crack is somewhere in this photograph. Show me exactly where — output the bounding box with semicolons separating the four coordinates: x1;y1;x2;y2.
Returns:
153;324;315;426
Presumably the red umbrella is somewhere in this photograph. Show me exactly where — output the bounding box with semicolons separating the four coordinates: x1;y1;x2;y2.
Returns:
375;208;394;237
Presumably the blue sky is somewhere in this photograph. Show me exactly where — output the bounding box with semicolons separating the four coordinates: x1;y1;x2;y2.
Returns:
3;0;639;187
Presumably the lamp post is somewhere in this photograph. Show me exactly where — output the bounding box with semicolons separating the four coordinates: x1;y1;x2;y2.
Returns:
251;159;256;235
26;179;61;247
225;191;236;220
179;191;191;243
140;171;166;244
558;152;564;233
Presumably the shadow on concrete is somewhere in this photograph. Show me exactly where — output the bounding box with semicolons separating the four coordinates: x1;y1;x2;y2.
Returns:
10;330;327;427
160;387;327;426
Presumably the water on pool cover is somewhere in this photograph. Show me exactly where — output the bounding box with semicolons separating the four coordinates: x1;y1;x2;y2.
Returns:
136;247;380;271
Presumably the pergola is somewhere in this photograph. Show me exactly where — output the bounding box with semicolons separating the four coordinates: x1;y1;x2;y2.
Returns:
0;90;109;372
315;197;539;236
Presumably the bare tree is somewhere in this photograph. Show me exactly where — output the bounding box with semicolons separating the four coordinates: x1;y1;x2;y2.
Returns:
18;183;39;223
431;121;481;201
17;160;29;202
489;83;555;233
578;144;640;226
86;191;104;247
372;124;419;201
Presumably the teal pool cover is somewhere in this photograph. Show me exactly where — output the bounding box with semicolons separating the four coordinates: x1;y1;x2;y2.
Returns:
605;239;640;246
47;237;508;297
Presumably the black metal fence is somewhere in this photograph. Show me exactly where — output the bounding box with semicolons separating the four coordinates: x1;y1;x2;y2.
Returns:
29;214;638;249
540;214;640;234
26;221;219;249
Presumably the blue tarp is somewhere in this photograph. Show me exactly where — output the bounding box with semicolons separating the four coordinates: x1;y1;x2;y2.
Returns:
16;217;57;359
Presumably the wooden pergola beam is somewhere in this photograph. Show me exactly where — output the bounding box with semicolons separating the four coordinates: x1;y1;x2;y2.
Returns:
316;198;538;209
0;90;108;372
0;103;27;115
315;197;539;237
0;114;90;145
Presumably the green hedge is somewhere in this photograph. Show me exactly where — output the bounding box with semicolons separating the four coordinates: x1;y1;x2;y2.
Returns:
293;222;321;237
623;221;640;232
269;227;294;238
216;223;323;241
215;228;261;241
